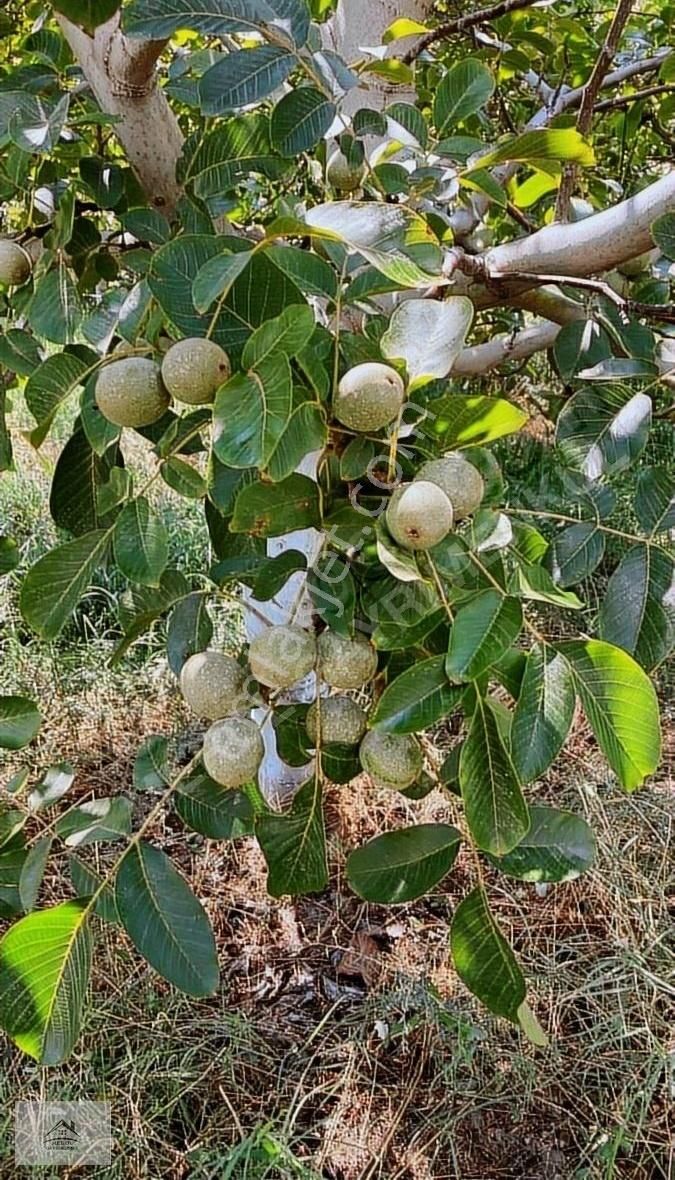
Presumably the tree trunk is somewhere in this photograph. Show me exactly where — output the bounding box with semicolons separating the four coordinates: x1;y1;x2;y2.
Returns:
57;13;184;216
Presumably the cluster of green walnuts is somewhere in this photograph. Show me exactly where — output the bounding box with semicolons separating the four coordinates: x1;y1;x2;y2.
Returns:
91;334;487;794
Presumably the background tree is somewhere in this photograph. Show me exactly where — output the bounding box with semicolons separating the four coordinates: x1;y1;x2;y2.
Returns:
0;0;673;1063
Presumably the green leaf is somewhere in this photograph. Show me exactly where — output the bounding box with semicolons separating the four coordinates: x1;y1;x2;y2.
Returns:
167;592;214;675
113;497;169;587
18;838;53;913
508;559;583;610
199;46;294;114
446;591;522;683
372;657;461;734
270;87;336;157
382;16;430;41
27;261;82;345
321;743;362;785
651;212;675;260
460;696;529;855
50;430;118;537
124;0;310;44
242;304;315;370
347;824;461;903
556;386;652;480
9;93;69;154
0;328;42;377
0;696;41;750
266;401;327;483
184;116;289;201
28;763;76;812
175;769;255;840
121;206;170;245
231;473;321;537
548;523;605;587
308;554;355;637
489;805;596;883
450;888;525;1025
192;250;252;314
114;570;191;664
115;842;219;997
149;233;303;360
434;59;495;135
635;467;675;536
161;457;207;499
0;536;19;575
20;530;109;640
0;900;93;1063
252;550;308;600
304;201;442;289
213;355;292;470
133;736;170;791
511;646;575;783
424;395;528;449
340;436;376;481
599;546;675;672
268;244;338;300
25;350;94;446
51;0;118;31
69;859;119;925
256;776;328;897
562;639;661;790
473;128;595;170
381;298;473;390
56;798;133;847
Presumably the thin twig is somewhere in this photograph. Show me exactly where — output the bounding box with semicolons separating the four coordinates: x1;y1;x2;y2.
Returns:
593;83;675;112
489;269;675;325
403;0;539;64
555;0;635;220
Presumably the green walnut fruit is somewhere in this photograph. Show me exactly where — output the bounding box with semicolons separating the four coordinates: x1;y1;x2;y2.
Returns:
306;696;368;746
416;454;485;521
0;239;32;287
326;149;366;193
248;625;317;689
180;651;248;720
334;363;406;433
161;337;231;405
386;481;453;551
202;716;264;788
96;357;169;427
359;731;423;790
317;631;378;689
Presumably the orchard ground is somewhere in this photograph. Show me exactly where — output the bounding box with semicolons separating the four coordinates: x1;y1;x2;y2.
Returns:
0;417;672;1180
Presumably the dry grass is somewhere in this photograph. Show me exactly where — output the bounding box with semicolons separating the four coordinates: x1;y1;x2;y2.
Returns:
0;426;673;1179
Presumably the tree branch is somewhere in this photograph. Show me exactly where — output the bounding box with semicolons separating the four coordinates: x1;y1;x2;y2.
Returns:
402;0;539;64
593;83;675;112
452;320;561;375
57;12;184;215
555;0;636;221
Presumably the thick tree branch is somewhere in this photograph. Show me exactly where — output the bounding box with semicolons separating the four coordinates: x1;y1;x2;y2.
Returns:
452;320;561;375
402;0;538;64
57;12;184;215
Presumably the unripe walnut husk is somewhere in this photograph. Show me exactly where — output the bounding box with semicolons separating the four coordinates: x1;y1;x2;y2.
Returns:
334;363;405;433
203;716;264;788
180;651;248;720
386;481;453;551
317;631;378;689
416;454;485;521
326;149;366;193
0;239;32;287
161;337;231;405
306;696;368;746
360;730;423;790
96;357;169;427
248;625;316;689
